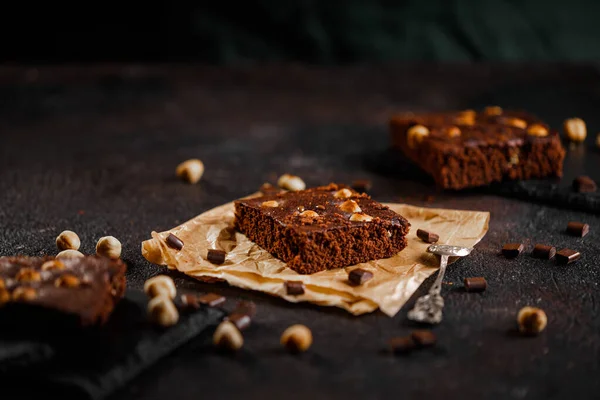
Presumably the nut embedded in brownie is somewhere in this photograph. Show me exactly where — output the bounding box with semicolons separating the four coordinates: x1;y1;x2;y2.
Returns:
233;183;410;274
389;108;566;190
0;255;127;327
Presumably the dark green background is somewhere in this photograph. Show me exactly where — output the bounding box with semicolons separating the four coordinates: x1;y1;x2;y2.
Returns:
3;0;600;63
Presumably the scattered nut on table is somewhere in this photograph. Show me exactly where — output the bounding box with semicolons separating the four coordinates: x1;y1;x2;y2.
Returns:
96;236;122;259
213;320;244;351
280;324;313;353
56;230;81;251
277;174;306;191
56;249;84;259
564;118;586;142
144;275;177;299
147;295;179;327
517;306;547;336
176;158;204;184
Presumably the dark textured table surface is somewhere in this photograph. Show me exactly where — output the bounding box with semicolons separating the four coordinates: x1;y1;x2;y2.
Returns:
1;64;600;400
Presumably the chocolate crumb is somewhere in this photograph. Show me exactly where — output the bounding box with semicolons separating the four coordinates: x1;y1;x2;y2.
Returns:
410;330;437;347
198;293;226;307
532;244;556;259
166;233;184;250
573;176;597;193
348;268;374;285
284;281;305;295
207;249;226;264
180;294;200;309
464;277;487;292
566;222;589;237
556;248;581;265
416;229;439;244
389;336;416;354
502;243;524;259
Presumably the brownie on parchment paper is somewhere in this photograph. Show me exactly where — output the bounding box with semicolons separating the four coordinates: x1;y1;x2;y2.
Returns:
389;108;566;190
234;183;410;275
0;256;126;329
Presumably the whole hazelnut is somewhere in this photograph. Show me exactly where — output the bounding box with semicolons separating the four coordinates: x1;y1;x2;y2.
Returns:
339;200;361;213
261;200;279;208
57;249;84;259
406;125;429;149
517;306;547;336
445;126;461;138
176;159;204;184
96;236;122;259
54;274;81;288
147;295;179;327
0;289;9;305
144;275;177;299
12;286;37;301
299;210;319;218
349;213;373;222
280;324;313;353
333;188;353;199
213;320;244;351
456;109;476;125
277;174;306;191
564;118;586;142
527;124;548;137
484;105;503;116
56;230;81;251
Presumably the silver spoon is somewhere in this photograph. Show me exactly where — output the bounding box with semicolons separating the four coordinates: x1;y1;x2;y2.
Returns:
407;244;473;324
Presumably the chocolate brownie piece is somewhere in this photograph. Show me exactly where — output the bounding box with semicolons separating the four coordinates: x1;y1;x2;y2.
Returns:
389;108;566;190
0;255;126;327
234;183;410;274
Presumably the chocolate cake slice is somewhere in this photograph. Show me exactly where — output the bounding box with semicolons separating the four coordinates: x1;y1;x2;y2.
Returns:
389;108;566;190
0;255;127;328
234;183;410;274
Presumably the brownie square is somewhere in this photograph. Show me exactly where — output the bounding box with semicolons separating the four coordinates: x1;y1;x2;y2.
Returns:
0;255;127;328
389;108;566;190
234;183;410;274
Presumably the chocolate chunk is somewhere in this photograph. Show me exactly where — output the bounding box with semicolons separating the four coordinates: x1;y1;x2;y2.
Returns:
180;294;200;309
225;313;251;331
234;300;256;318
198;293;226;307
566;222;589;237
416;229;439;244
532;244;556;259
348;268;374;285
284;281;305;295
573;176;597;193
556;248;581;265
410;330;437;347
464;277;487;292
207;249;226;264
502;243;524;259
351;179;372;193
389;336;416;354
166;233;184;250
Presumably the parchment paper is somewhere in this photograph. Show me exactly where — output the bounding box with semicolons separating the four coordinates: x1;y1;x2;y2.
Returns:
142;195;489;316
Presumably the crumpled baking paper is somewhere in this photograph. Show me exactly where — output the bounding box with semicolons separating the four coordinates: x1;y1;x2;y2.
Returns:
141;195;489;317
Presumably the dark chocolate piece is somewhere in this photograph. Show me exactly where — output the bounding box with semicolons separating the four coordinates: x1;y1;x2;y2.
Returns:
234;183;410;274
198;293;226;307
348;268;374;285
502;243;524;259
225;313;251;331
556;248;581;265
0;256;126;327
207;249;226;265
566;222;589;237
389;336;416;354
351;179;372;193
416;229;439;244
464;277;487;292
180;294;200;309
166;233;184;250
532;244;556;259
573;176;597;193
390;109;566;190
410;330;437;347
284;281;305;295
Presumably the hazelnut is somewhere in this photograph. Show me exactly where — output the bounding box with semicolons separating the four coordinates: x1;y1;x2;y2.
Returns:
15;268;41;283
261;200;279;208
144;275;177;299
0;289;9;305
484;105;503;116
0;278;4;290
445;126;461;138
277;174;306;191
57;249;84;259
339;200;362;213
564;118;586;142
55;274;81;288
280;324;313;353
456;109;476;125
517;306;547;336
147;295;179;327
176;158;204;184
527;124;548;137
96;236;122;259
506;117;527;129
333;188;353;199
299;210;319;218
213;320;244;351
41;260;66;271
12;286;37;301
56;230;81;251
350;213;373;222
406;124;429;149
